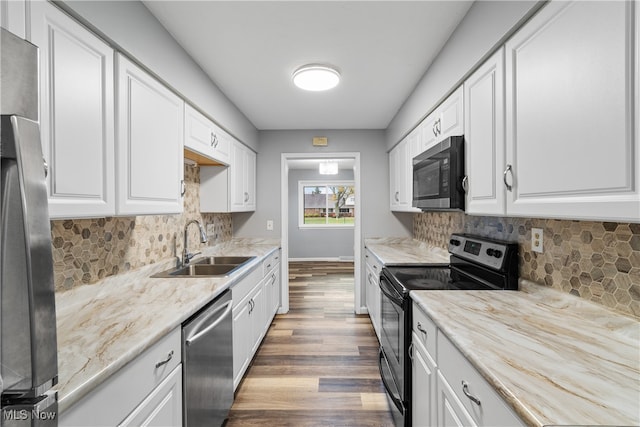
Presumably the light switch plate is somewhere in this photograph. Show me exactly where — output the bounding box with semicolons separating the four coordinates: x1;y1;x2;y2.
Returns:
531;228;543;253
266;220;274;231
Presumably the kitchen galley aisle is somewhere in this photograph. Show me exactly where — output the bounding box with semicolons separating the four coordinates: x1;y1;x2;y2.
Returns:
227;261;394;426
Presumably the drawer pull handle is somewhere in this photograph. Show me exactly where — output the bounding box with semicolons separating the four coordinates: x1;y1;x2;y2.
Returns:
462;381;481;406
155;350;174;369
417;322;427;337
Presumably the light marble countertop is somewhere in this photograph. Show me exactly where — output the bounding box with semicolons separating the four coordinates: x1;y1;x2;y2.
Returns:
364;237;449;265
412;282;640;427
54;238;280;413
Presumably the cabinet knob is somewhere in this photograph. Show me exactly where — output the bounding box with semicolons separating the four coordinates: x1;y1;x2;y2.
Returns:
155;350;174;369
417;322;427;337
211;132;218;148
180;179;186;197
244;192;249;202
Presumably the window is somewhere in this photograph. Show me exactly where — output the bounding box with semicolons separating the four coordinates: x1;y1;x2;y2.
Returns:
299;181;355;228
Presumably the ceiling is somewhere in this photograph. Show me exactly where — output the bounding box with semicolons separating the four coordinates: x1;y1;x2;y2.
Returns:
143;1;473;131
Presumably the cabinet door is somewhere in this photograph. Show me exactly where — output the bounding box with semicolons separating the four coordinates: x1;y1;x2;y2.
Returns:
437;372;477;427
119;365;182;427
412;335;436;427
31;1;115;218
505;0;639;221
230;141;246;211
250;283;266;354
365;264;380;340
438;86;464;140
389;138;414;211
184;103;216;160
464;48;505;216
244;147;257;211
1;0;28;38
116;54;184;215
422;110;441;152
266;266;281;319
214;128;232;165
232;302;251;390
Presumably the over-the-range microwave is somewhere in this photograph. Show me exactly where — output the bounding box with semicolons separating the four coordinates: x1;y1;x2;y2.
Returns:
412;135;466;211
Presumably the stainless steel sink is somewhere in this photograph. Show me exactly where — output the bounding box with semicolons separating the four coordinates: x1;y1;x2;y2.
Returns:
192;256;254;265
151;256;255;278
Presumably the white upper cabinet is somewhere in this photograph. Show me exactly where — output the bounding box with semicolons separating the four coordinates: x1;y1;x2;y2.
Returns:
1;0;28;39
464;48;505;216
504;0;639;221
31;1;116;218
230;141;256;211
200;138;256;213
389;136;416;211
116;54;184;215
184;103;231;165
422;86;464;152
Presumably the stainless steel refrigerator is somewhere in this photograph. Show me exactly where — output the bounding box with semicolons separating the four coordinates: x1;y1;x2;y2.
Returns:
0;28;59;426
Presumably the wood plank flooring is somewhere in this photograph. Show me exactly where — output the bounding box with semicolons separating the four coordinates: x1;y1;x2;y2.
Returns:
227;261;394;427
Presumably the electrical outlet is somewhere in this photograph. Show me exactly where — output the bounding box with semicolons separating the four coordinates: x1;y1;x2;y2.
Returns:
531;228;543;253
266;220;274;231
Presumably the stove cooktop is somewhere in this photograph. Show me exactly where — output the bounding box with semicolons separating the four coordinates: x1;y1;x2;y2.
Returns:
383;265;496;292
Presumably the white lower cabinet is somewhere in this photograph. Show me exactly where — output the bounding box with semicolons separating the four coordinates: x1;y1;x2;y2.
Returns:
60;328;182;427
412;303;524;427
364;249;382;340
119;365;182;427
436;371;476;427
412;333;436;427
232;251;281;390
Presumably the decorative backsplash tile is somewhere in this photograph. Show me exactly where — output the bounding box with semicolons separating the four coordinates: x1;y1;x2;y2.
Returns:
51;164;232;291
413;213;639;319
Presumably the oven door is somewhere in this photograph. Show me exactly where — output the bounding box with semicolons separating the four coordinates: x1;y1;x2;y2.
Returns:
378;272;407;425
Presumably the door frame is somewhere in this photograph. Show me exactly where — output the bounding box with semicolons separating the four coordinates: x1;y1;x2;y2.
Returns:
280;152;363;314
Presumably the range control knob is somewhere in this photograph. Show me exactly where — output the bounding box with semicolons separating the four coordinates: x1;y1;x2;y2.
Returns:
450;239;461;246
486;248;494;256
493;250;503;258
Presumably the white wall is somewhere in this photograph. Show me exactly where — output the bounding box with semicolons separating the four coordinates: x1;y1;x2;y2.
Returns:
288;169;355;260
233;129;412;239
58;0;258;150
386;0;543;149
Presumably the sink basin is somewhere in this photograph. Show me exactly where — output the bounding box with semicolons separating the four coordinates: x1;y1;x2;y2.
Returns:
170;264;239;276
192;256;254;265
151;256;255;278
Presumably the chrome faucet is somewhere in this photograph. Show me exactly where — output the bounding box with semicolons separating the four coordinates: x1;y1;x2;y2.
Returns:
182;219;208;266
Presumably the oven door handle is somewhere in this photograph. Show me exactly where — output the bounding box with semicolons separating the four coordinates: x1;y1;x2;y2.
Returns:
379;278;404;306
378;348;406;415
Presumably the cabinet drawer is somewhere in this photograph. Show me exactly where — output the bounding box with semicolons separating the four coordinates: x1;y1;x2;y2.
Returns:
231;266;263;309
263;249;280;276
412;302;437;359
61;327;181;426
437;331;524;427
364;249;383;278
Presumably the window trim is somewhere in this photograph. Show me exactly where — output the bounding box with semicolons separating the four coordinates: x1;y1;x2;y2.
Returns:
298;180;355;229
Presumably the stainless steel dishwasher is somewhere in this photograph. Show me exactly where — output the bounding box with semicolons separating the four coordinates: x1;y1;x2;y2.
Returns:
182;289;233;426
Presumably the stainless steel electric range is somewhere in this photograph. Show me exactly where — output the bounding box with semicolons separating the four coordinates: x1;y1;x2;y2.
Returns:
378;233;519;427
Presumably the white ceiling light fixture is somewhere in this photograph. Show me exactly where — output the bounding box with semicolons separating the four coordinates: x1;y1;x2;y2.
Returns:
293;64;340;91
319;161;339;175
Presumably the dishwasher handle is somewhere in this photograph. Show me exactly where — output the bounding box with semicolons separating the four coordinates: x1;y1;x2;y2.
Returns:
185;300;233;346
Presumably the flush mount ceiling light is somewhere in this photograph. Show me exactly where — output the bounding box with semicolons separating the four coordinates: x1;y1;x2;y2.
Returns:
293;64;340;91
319;161;339;175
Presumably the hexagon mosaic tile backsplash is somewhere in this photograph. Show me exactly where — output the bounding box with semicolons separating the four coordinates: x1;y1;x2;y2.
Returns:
50;164;232;291
413;212;640;319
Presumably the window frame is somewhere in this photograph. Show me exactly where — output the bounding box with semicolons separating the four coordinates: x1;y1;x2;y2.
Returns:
298;180;355;229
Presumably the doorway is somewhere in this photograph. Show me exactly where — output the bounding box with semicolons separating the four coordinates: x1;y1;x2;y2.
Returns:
280;152;362;314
